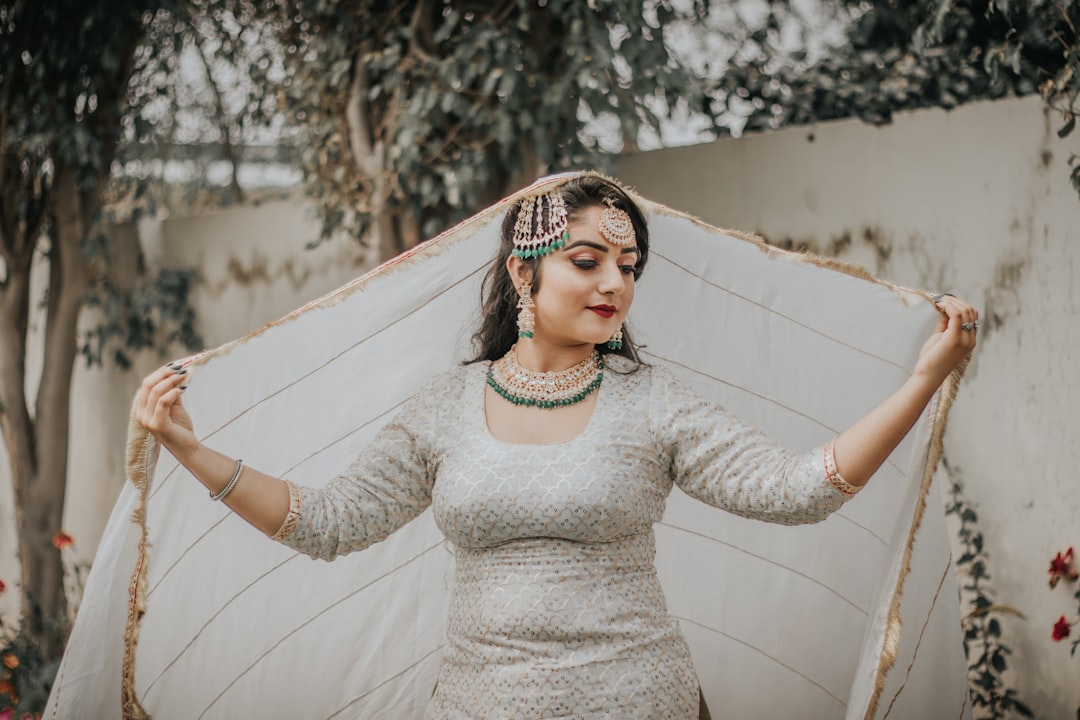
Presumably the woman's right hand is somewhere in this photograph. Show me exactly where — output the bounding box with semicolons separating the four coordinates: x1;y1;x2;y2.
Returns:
135;362;198;457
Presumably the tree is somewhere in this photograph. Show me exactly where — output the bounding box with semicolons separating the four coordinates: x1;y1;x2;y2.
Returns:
710;0;1080;196
0;0;206;658
274;0;713;261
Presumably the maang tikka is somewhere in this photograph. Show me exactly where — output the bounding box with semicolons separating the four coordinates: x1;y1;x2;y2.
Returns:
598;197;635;247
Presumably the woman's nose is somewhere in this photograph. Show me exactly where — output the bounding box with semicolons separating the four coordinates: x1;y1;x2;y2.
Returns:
598;263;623;293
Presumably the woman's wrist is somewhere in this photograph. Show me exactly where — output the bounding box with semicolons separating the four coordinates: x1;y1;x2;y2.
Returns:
905;367;946;402
165;434;204;467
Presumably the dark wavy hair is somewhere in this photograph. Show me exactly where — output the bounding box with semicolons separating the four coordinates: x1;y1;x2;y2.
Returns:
467;174;650;367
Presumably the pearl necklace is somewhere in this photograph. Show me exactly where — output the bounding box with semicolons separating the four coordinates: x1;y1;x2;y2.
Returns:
487;346;604;409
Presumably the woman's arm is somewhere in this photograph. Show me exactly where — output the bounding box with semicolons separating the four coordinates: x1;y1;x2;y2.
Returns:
832;294;978;487
135;363;290;535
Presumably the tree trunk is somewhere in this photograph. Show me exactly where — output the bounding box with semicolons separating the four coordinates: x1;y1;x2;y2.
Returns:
33;168;90;654
0;209;40;630
0;167;91;657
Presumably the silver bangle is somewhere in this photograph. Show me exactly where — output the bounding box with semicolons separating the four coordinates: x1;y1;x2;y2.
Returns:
210;459;244;501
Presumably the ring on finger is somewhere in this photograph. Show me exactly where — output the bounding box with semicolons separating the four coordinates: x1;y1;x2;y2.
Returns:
961;320;980;331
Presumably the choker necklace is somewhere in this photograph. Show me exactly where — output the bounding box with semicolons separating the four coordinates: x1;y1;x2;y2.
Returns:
488;346;604;409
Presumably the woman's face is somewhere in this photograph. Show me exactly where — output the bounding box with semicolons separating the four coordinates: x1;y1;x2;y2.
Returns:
510;205;639;349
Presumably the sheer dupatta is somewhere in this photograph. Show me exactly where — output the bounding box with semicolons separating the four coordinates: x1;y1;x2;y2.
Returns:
46;173;970;719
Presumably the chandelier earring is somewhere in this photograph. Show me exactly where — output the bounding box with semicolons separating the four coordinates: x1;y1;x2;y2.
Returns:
516;283;535;339
606;326;623;350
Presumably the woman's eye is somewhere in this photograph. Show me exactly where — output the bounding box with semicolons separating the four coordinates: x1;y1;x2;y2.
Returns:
619;265;636;275
571;259;598;269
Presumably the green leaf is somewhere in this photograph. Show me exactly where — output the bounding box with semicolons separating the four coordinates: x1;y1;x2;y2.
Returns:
1058;115;1076;139
1010;698;1034;717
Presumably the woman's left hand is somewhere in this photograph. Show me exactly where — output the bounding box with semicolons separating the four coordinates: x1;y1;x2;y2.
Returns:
833;293;978;486
914;294;979;385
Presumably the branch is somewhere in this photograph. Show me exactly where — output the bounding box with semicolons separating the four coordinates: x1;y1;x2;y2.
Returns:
1051;0;1076;36
407;2;435;64
963;604;1026;620
0;62;10;191
34;168;90;467
0;250;37;481
191;23;244;203
345;53;383;178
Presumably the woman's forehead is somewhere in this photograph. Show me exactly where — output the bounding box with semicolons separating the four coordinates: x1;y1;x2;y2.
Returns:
565;206;638;254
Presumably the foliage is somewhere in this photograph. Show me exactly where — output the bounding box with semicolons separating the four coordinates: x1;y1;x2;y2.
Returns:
0;614;56;719
945;462;1033;719
714;0;1080;199
0;545;88;717
115;0;289;208
80;268;201;369
271;0;713;259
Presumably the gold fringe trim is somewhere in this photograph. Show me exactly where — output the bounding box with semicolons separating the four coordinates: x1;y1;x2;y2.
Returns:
121;395;157;719
641;199;929;305
862;356;968;719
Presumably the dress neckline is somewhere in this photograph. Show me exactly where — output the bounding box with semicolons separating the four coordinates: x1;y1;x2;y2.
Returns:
476;360;607;447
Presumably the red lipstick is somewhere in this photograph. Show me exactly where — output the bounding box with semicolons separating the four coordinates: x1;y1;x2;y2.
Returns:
588;305;616;319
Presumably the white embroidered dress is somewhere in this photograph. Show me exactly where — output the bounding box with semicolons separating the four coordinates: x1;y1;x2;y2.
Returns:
272;358;853;719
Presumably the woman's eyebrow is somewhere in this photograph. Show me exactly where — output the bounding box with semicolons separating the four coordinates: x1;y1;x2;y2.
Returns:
564;240;640;257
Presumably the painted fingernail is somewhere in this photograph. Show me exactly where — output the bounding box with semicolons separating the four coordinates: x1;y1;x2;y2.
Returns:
179;385;188;391
177;369;187;375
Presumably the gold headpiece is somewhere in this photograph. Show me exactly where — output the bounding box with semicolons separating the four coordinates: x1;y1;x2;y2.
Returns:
598;198;635;247
512;191;569;259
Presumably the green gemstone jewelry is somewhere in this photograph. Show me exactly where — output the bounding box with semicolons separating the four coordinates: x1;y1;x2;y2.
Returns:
488;345;603;409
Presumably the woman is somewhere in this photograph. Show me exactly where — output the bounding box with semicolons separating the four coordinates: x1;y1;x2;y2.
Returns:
135;174;977;719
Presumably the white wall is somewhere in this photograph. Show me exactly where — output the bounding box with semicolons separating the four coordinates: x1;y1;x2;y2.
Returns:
618;94;1080;717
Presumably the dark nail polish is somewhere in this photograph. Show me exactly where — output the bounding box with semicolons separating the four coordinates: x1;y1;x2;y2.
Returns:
177;369;187;375
179;385;188;390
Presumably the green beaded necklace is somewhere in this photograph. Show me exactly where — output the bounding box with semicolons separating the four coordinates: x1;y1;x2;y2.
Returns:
487;346;604;409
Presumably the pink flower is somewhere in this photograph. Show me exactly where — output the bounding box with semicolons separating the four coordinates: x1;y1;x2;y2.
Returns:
51;531;74;550
0;578;5;595
0;700;14;717
1052;615;1072;642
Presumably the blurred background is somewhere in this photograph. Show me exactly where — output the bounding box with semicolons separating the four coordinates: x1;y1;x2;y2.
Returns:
0;0;1077;716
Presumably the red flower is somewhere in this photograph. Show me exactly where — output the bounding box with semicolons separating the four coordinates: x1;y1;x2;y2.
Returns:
51;531;74;550
1048;547;1078;588
1052;615;1072;641
0;578;5;595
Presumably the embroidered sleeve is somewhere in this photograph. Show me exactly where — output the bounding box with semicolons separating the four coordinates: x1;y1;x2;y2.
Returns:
823;438;862;496
649;367;855;526
270;373;445;560
268;480;303;542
